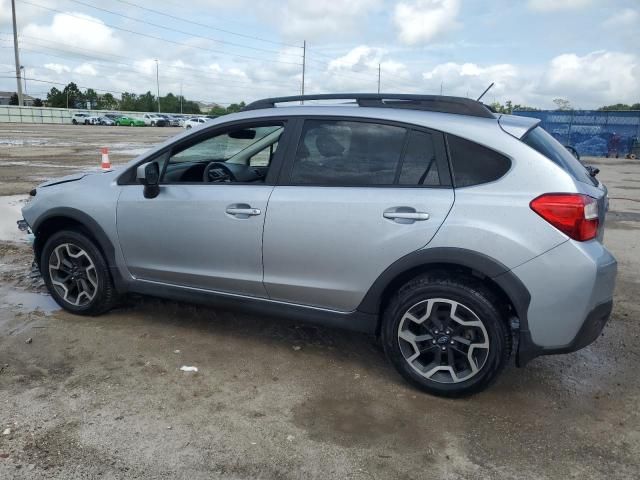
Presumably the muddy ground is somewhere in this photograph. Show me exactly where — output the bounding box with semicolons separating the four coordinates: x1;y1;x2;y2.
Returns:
0;124;639;479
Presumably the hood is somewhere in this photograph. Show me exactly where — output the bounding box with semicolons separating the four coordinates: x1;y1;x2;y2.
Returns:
38;166;123;188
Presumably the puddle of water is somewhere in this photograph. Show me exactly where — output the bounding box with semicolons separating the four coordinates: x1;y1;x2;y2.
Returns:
0;138;50;147
0;286;60;316
0;161;80;169
0;195;30;242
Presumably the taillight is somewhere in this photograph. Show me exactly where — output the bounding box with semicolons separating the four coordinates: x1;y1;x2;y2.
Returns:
530;193;599;241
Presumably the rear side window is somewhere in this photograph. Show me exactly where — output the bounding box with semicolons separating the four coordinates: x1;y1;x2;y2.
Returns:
446;135;511;187
290;120;406;185
522;126;596;186
398;130;440;186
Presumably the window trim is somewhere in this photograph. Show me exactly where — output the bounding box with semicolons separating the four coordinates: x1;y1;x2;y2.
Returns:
276;116;452;188
117;117;294;186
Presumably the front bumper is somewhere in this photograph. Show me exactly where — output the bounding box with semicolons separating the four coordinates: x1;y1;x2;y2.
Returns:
517;299;613;366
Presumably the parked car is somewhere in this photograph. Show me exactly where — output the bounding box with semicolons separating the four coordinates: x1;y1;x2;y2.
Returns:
98;116;115;126
71;112;100;125
164;114;181;127
142;113;167;127
183;117;207;129
20;93;617;397
115;116;145;127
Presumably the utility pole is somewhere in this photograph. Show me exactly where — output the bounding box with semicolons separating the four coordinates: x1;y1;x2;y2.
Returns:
440;82;443;96
20;65;26;95
180;82;183;114
300;40;306;104
11;0;24;106
377;63;381;94
155;59;161;113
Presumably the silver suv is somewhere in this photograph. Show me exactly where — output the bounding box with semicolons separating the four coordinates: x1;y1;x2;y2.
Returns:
21;94;617;397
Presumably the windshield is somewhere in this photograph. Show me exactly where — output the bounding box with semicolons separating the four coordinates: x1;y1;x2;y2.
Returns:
523;126;597;186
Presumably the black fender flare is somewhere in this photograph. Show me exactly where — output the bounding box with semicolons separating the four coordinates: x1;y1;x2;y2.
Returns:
357;247;531;335
31;207;127;292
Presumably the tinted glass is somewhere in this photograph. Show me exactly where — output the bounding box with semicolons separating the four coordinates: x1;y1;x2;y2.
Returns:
447;135;511;187
290;120;406;185
523;126;596;186
399;130;440;186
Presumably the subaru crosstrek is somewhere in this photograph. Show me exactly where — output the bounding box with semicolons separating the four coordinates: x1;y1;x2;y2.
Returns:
20;94;617;397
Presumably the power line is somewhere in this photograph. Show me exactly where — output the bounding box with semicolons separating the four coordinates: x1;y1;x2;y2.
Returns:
18;0;303;66
112;0;302;49
9;38;298;91
65;0;303;60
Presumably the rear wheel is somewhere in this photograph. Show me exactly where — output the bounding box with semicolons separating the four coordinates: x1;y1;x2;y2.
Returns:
41;230;118;315
382;272;511;397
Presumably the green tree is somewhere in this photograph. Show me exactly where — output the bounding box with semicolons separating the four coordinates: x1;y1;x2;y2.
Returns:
552;98;573;111
9;93;19;105
97;92;118;110
225;101;246;113
208;105;227;116
46;87;66;107
119;92;139;111
84;88;98;108
32;98;43;107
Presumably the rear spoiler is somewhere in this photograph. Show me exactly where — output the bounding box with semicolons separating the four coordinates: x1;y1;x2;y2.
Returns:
497;114;541;139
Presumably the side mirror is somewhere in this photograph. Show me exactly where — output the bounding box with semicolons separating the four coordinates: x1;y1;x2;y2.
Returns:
136;162;160;198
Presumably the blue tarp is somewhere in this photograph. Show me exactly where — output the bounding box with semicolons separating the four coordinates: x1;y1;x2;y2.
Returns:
514;110;640;157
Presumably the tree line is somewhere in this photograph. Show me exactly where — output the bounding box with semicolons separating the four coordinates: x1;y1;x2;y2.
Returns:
8;84;639;115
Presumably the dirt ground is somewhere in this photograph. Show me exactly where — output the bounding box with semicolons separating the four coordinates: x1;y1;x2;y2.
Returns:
0;124;639;479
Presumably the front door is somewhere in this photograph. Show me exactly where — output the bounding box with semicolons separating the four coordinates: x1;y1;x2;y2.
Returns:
116;121;288;297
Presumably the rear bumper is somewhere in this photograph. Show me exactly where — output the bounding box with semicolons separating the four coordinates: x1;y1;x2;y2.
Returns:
510;239;617;366
517;299;612;366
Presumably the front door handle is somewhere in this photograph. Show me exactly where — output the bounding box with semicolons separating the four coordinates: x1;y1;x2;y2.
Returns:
383;207;429;224
226;204;261;218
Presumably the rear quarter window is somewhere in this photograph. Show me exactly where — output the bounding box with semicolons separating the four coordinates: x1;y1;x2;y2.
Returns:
446;135;511;187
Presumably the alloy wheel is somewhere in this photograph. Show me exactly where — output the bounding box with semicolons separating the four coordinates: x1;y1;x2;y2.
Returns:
397;298;490;384
48;243;98;307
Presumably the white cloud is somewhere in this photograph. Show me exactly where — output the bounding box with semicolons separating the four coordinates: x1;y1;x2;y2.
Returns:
278;0;382;40
603;8;639;28
22;12;123;57
44;63;71;74
74;63;97;76
537;51;639;106
422;62;519;98
527;0;593;12
419;51;640;108
329;45;383;72
394;0;460;46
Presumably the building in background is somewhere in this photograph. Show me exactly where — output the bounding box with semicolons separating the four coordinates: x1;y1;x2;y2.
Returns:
0;91;36;106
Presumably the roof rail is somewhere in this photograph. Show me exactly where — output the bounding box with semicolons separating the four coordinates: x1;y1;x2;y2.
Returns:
242;93;495;119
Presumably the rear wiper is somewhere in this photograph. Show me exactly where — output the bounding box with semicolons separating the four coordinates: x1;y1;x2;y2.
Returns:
586;165;600;177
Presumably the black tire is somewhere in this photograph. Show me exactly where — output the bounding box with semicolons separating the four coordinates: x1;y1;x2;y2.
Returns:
41;230;118;316
72;119;78;125
382;272;511;398
151;121;155;127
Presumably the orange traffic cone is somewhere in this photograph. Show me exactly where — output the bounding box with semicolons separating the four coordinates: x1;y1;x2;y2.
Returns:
101;147;111;171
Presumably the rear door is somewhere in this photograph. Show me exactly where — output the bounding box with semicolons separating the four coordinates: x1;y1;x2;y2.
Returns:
263;117;455;311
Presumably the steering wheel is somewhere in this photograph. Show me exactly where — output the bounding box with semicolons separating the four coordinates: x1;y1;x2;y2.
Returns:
203;161;235;183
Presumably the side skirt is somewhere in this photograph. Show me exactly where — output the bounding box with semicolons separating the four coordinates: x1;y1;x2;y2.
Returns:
128;279;378;334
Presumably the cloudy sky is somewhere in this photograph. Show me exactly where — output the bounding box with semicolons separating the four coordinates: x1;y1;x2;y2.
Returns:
0;0;638;108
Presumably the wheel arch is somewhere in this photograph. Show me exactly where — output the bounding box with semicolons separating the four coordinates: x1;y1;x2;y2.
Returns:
32;208;125;291
357;247;531;337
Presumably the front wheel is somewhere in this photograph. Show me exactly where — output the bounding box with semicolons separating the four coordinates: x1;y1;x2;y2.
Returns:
382;273;511;397
41;230;118;316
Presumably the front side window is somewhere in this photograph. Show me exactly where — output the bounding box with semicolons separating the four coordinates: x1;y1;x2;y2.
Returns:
162;123;284;183
290;120;406;185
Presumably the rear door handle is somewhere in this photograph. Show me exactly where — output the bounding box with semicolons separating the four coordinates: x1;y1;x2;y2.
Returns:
226;204;261;218
383;207;430;224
